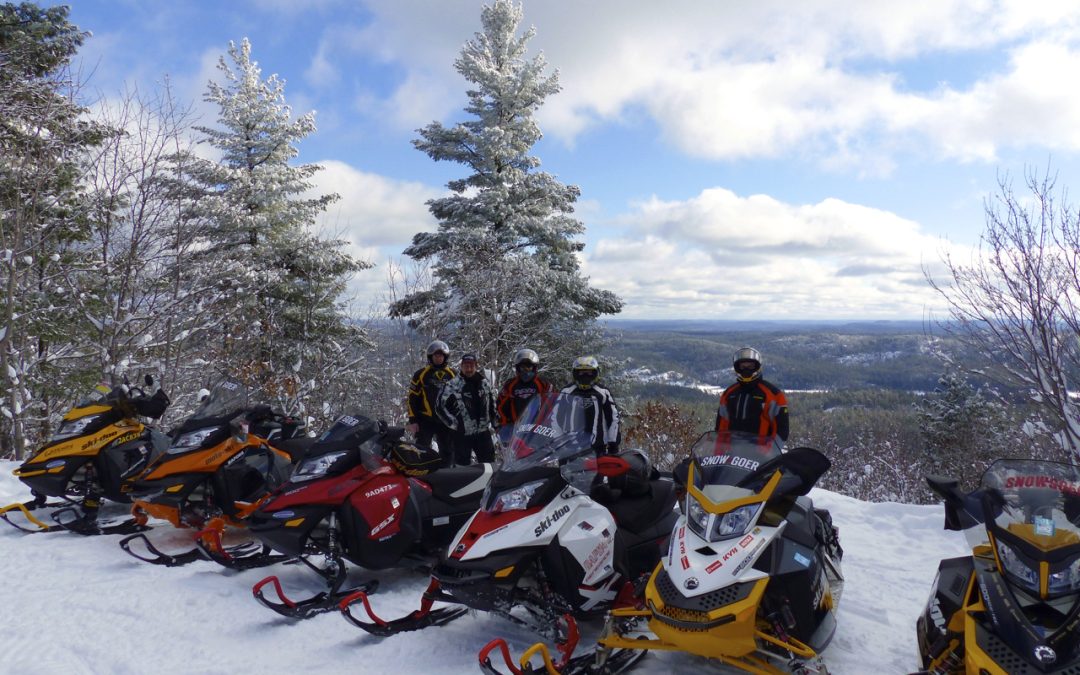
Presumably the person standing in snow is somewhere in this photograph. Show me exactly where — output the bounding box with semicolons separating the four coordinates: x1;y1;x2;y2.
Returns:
496;348;553;430
715;347;789;442
559;355;620;455
406;340;457;466
437;352;498;465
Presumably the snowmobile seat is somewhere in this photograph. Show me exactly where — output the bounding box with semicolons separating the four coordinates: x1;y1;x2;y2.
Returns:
269;436;315;464
597;479;678;535
419;464;493;505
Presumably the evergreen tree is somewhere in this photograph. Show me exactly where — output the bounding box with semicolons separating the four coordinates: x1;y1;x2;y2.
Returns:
178;38;370;416
390;0;621;375
0;3;102;457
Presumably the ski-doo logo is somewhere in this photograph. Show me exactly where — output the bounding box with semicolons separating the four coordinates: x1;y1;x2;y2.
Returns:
699;455;759;471
339;415;360;427
534;504;571;537
1034;645;1057;666
365;484;394;498
684;577;699;590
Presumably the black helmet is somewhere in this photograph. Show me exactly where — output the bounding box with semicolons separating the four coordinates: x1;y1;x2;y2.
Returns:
572;355;600;389
733;347;762;383
426;340;449;363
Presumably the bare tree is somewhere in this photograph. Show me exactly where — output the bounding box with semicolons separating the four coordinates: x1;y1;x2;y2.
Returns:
926;168;1080;458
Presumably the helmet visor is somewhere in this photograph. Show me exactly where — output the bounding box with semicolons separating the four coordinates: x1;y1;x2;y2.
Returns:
735;360;759;377
574;369;598;385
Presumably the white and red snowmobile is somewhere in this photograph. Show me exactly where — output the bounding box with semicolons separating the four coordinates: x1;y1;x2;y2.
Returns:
478;431;845;675
340;392;678;648
247;412;494;619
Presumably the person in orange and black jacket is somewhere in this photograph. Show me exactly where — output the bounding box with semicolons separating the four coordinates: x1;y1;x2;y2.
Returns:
716;347;789;442
406;340;457;466
496;348;553;430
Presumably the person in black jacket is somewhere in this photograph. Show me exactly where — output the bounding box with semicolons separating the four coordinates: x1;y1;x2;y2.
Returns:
496;348;553;428
559;355;620;455
406;340;456;466
437;353;497;465
716;346;789;441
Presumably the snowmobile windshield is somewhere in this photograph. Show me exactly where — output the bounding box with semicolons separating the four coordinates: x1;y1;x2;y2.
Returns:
690;430;784;505
498;392;596;492
969;459;1080;555
191;380;249;420
74;383;122;409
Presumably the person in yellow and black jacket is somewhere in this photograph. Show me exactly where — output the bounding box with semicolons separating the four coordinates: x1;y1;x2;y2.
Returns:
715;346;789;441
406;340;457;466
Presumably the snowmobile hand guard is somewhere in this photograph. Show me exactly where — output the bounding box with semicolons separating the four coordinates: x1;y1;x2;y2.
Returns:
477;614;581;675
252;572;379;620
338;578;467;636
118;532;204;566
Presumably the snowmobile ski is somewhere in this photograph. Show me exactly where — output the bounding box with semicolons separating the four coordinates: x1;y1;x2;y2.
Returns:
194;525;294;571
118;531;205;566
339;578;467;636
0;498;65;532
478;616;647;675
253;559;380;620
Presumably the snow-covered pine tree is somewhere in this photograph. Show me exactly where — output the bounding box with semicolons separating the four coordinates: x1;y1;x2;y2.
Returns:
0;3;104;458
390;0;621;377
176;38;370;418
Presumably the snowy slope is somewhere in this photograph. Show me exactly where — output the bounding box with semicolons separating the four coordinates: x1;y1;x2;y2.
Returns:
0;461;967;675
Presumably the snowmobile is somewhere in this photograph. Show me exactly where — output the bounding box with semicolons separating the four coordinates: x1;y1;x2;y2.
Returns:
340;392;679;643
0;377;171;535
248;411;494;619
118;379;309;568
915;458;1080;674
480;430;844;675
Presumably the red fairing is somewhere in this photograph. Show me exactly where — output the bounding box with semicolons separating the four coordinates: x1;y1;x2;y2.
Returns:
263;464;385;511
451;507;541;559
349;474;410;540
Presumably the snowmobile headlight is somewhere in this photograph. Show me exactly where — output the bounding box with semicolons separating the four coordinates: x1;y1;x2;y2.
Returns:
485;480;545;513
686;495;710;539
51;415;102;441
168;426;223;454
1048;559;1080;595
291;451;349;482
996;540;1039;593
712;504;761;541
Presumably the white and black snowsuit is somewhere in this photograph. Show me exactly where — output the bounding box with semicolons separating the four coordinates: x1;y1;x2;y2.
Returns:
558;383;620;454
437;371;498;465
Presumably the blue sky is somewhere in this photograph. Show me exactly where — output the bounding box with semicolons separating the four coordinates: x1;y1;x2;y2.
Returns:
64;0;1080;319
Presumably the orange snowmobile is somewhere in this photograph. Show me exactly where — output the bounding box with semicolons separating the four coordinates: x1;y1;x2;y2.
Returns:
118;379;310;568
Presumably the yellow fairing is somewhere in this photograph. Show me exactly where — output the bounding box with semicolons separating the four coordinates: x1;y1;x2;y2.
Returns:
20;422;146;466
686;463;782;514
62;404;113;421
643;564;768;659
959;575;1010;675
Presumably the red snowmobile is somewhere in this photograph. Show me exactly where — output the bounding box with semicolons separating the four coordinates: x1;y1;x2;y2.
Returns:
248;412;494;619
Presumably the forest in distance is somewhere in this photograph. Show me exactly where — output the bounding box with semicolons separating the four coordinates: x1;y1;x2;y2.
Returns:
602;319;1060;504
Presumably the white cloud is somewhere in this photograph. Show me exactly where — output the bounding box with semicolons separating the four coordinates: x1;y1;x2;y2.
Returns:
330;0;1080;167
582;188;956;319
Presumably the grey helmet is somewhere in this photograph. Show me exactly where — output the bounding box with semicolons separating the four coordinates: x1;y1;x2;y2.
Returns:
426;340;450;363
514;348;539;382
733;347;762;382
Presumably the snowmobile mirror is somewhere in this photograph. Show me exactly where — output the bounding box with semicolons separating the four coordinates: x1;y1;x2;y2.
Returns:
586;455;631;477
927;475;967;531
230;417;249;443
144;374;154;387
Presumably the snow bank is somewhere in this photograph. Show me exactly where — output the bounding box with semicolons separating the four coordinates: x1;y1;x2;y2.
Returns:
0;462;967;674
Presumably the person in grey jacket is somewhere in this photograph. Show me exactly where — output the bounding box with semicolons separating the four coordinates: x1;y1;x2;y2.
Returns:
437;353;498;465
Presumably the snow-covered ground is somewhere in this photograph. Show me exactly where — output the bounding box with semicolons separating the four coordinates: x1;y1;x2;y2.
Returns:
0;461;967;674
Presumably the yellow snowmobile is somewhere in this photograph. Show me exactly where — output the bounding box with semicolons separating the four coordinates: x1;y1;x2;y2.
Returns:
480;431;844;674
0;378;170;534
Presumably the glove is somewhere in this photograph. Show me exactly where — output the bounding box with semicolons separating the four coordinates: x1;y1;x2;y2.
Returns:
605;443;619;454
406;422;419;436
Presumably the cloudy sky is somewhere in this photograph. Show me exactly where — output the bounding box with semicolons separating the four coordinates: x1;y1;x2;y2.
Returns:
65;0;1080;320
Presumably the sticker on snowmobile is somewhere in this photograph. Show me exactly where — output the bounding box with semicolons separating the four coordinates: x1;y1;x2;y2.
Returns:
370;514;395;536
432;515;449;526
391;497;400;509
365;484;394;498
794;551;812;567
583;536;613;575
699;454;760;470
680;556;690;570
739;533;754;548
706;560;722;574
1035;516;1056;537
533;504;571;537
339;415;360;427
1005;475;1080;496
520;423;558;438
